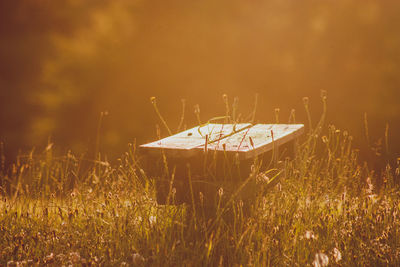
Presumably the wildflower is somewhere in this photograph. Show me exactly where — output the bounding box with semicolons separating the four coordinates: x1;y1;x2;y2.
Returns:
149;215;157;226
332;247;342;263
134;216;143;225
313;252;329;267
305;230;317;240
366;177;374;194
131;253;145;265
70;252;80;263
124;200;132;208
367;194;378;204
44;253;54;264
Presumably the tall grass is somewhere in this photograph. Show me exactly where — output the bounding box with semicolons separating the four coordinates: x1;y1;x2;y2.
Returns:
1;96;400;266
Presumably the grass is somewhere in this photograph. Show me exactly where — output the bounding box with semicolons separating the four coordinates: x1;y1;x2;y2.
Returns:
1;96;400;266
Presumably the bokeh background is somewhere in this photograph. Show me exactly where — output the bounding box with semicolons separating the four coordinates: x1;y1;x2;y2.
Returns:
1;0;399;164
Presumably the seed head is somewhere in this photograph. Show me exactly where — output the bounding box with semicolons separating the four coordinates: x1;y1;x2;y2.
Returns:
194;104;200;114
302;97;309;106
199;192;204;204
218;187;224;197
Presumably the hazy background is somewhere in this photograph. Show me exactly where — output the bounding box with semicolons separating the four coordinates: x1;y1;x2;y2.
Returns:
1;0;399;164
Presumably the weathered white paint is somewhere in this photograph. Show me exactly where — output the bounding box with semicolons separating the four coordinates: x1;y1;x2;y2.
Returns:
140;123;304;159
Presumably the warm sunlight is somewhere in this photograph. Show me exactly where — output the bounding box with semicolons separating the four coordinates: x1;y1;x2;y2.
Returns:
1;0;399;266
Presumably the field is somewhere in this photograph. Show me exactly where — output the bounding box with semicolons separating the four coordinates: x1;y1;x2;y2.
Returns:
1;103;400;267
2;1;400;266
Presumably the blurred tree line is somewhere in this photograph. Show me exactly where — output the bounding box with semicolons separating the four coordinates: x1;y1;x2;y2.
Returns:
1;0;399;165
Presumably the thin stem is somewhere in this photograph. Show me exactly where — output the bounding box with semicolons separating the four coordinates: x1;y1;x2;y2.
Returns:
151;97;172;136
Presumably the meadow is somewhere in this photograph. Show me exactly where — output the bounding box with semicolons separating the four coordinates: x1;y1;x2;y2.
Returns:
1;98;400;266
